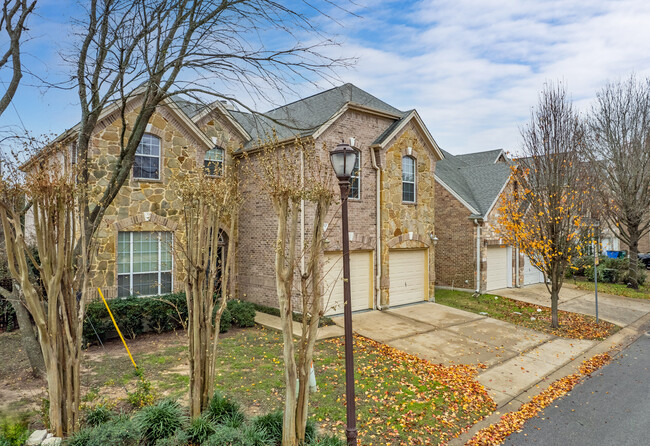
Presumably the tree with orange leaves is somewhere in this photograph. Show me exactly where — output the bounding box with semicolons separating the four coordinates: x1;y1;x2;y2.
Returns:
498;83;590;328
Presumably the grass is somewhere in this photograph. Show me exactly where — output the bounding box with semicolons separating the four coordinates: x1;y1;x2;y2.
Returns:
74;327;494;445
571;275;650;300
435;288;619;340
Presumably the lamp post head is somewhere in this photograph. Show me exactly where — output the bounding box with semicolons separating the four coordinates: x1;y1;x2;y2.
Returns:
330;142;358;181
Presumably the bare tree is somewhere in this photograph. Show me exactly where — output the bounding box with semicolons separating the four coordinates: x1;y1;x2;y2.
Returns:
0;0;36;117
178;156;240;418
246;134;334;445
0;157;92;436
586;75;650;288
498;83;589;328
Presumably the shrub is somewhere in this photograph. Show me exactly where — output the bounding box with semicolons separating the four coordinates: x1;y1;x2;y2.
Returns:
251;411;282;444
185;414;217;445
64;416;139;446
84;404;113;427
127;370;156;408
227;299;256;328
153;429;189;446
205;391;244;426
219;307;233;333
0;418;28;446
108;297;146;339
203;425;272;446
134;400;187;444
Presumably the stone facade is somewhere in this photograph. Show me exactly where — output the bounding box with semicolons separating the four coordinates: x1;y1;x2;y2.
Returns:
85;102;240;300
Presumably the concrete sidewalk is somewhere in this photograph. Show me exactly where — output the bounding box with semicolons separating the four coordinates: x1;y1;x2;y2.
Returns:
492;283;650;326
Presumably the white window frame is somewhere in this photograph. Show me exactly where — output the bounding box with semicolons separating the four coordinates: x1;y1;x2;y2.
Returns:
118;231;173;297
348;150;361;200
204;146;225;177
402;155;416;203
133;133;161;180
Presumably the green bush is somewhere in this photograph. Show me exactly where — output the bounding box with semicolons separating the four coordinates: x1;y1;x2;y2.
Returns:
134;400;186;444
251;411;316;445
153;429;189;446
186;414;217;445
227;299;256;328
65;415;139;446
0;418;28;446
203;425;273;446
220;307;233;333
84;404;113;427
205;391;244;426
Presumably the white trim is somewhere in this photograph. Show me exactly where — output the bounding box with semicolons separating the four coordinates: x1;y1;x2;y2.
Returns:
372;110;444;161
493;149;506;164
312;104;350;140
434;175;481;215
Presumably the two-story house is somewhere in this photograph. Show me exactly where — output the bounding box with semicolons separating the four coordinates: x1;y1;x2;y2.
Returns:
25;84;443;314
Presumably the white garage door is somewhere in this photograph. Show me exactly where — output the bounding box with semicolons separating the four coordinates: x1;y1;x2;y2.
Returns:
389;249;428;306
486;246;510;290
322;251;373;315
523;255;545;285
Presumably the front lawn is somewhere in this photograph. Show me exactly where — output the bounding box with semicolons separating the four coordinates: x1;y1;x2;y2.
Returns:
2;327;495;445
570;276;650;300
435;289;619;340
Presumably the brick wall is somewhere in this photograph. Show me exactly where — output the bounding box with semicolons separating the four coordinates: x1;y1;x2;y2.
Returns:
434;184;477;290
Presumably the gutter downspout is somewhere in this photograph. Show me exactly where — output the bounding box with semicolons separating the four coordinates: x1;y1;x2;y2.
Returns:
370;147;383;310
474;219;481;294
515;246;520;287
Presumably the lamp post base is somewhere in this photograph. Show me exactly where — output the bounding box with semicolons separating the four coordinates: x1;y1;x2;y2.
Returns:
346;427;358;445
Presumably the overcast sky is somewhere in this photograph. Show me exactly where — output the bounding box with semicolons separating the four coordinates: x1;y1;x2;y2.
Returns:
2;0;650;155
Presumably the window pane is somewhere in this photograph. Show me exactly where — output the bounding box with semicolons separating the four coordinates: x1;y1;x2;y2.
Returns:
134;154;160;179
204;147;224;176
118;274;130;297
161;272;172;294
403;183;415;202
137;134;160;156
161;233;173;271
132;273;159;296
117;232;130;274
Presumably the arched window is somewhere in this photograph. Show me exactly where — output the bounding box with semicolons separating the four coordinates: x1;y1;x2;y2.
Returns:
133;133;161;180
402;156;416;203
205;146;225;176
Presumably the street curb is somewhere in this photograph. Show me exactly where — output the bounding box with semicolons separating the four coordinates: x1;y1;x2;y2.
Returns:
449;311;650;446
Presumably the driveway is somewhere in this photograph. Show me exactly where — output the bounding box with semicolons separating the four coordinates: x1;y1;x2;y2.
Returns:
492;283;650;327
332;302;598;406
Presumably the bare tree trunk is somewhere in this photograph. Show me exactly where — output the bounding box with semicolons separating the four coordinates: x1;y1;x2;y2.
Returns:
5;286;45;378
627;228;640;289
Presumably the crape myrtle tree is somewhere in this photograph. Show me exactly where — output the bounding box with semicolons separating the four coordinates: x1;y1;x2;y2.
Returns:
0;154;93;437
177;154;240;418
586;75;650;289
0;0;349;436
498;83;589;328
246;134;334;446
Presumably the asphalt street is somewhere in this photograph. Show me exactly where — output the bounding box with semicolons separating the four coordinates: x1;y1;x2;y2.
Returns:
505;330;650;445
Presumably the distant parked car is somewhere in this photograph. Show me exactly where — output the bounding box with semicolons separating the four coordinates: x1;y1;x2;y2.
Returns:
639;253;650;269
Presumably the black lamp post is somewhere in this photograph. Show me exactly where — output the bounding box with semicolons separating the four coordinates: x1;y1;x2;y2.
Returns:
329;141;358;446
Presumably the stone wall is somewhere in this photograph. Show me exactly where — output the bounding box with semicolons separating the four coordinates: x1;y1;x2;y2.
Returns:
86;103;240;300
379;125;437;305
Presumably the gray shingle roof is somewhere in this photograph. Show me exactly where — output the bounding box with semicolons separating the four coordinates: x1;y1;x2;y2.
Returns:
228;83;407;150
435;149;512;218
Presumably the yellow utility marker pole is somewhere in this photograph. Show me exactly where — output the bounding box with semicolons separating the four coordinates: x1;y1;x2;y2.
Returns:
97;287;138;370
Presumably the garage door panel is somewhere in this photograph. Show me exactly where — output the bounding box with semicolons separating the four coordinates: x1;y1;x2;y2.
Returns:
389;249;428;306
323;251;372;315
486;246;508;291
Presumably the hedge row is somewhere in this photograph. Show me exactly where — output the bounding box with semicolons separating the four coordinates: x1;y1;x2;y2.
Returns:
83;294;256;345
569;256;647;285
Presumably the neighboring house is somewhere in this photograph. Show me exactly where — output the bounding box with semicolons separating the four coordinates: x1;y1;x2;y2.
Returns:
25;83;444;314
434;149;540;292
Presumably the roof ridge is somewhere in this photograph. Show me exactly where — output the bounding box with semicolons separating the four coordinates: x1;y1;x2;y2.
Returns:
263;83;353;114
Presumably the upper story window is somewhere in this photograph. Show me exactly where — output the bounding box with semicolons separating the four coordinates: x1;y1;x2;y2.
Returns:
69;141;77;166
402;156;416;203
204;146;225;176
133;133;161;180
348;151;361;199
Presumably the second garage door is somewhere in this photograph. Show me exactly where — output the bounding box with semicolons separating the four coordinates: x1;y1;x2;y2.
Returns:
389;249;428;306
523;255;545;285
322;251;373;315
486;246;511;290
